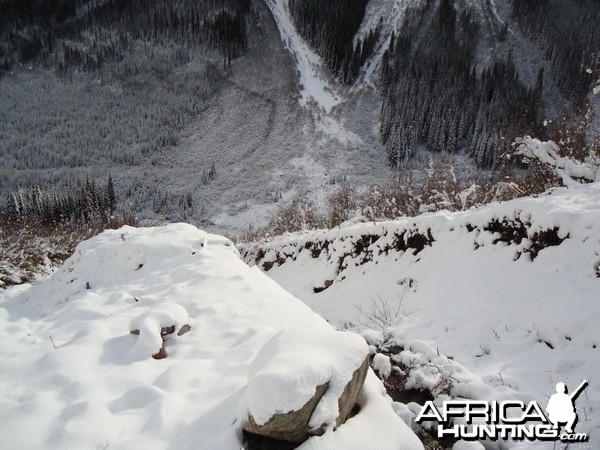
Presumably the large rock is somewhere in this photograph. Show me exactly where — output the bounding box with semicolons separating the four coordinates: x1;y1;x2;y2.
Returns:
335;356;370;427
245;382;330;444
242;328;369;444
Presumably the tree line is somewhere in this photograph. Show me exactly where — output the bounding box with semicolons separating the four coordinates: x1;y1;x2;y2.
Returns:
380;0;543;169
3;175;118;225
0;0;251;74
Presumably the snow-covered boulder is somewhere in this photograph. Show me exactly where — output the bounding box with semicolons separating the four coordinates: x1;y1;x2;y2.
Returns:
129;303;191;359
243;328;369;443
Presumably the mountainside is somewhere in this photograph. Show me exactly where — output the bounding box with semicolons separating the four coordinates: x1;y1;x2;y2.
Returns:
1;2;599;448
0;0;598;230
241;181;600;446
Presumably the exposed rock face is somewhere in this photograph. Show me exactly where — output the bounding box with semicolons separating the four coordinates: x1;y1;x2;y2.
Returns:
245;382;330;443
244;356;370;444
335;356;370;427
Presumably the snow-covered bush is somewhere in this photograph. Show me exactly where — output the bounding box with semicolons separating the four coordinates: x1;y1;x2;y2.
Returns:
326;185;359;227
513;136;599;186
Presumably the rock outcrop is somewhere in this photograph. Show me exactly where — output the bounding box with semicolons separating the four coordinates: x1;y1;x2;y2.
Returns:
242;328;369;445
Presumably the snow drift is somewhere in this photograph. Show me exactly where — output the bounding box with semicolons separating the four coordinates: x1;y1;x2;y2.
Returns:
0;224;421;450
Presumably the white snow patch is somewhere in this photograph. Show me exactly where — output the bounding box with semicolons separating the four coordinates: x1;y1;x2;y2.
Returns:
265;0;341;112
129;303;190;355
361;328;384;346
372;353;392;380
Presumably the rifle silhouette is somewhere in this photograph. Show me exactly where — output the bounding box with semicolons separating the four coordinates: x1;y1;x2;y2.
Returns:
570;380;588;401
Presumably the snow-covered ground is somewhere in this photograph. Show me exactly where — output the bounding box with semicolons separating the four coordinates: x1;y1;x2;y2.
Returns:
2;185;599;449
0;224;420;449
242;182;600;448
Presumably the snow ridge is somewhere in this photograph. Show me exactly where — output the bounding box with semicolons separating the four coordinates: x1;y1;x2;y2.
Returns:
0;224;421;449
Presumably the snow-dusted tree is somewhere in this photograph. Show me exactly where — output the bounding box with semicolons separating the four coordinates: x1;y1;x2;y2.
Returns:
104;174;117;216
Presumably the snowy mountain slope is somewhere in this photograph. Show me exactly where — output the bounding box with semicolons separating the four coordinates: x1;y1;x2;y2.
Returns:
161;0;578;229
1;0;597;233
201;0;392;229
0;224;422;449
241;182;600;447
133;0;394;229
352;0;506;88
0;0;393;231
265;0;341;113
353;0;415;87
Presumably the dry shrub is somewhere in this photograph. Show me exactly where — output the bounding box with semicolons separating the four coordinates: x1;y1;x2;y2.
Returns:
552;100;600;163
326;185;359;227
266;196;324;235
355;294;410;330
236;165;555;242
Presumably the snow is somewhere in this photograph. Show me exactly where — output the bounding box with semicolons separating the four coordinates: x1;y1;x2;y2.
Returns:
355;0;413;87
129;303;191;355
372;353;392;380
300;371;422;450
0;224;421;449
242;327;367;429
265;0;340;113
243;182;600;447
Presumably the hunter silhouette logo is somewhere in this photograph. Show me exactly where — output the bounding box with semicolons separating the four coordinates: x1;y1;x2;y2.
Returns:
547;380;588;435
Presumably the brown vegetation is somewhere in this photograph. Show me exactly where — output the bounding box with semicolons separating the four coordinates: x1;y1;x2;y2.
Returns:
234;163;561;243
